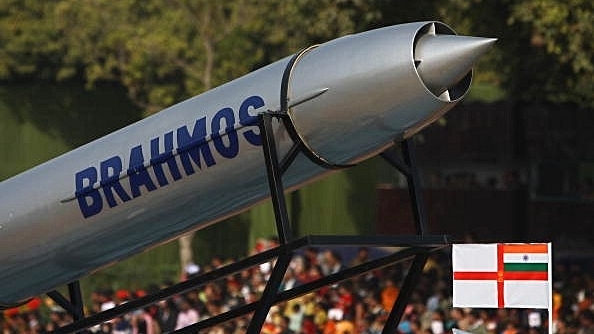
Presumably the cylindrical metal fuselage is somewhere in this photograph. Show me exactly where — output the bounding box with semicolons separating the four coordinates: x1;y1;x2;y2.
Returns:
0;22;479;305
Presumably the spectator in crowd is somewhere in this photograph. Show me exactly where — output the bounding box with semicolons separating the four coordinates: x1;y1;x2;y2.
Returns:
466;309;488;334
131;307;156;334
174;297;199;330
578;309;594;334
447;308;467;331
156;299;178;333
430;309;446;334
381;278;400;313
4;244;594;334
287;303;305;333
278;315;295;334
502;320;519;334
350;248;370;267
321;250;344;276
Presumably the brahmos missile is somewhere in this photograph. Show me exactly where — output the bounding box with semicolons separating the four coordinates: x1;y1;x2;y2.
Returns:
0;21;495;306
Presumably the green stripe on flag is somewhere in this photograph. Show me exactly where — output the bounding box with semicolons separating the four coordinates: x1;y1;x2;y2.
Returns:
504;263;548;272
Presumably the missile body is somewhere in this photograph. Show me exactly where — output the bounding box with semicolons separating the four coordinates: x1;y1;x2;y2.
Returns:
0;22;494;306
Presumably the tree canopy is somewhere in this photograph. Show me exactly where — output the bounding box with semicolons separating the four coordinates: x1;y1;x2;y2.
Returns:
1;0;592;294
1;0;592;112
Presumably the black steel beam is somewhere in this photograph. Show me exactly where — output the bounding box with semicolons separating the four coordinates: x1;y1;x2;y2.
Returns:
47;281;85;333
259;112;293;244
382;252;429;334
170;245;439;334
280;141;302;174
277;246;427;301
246;252;293;333
49;116;442;334
172;302;258;334
68;281;84;321
380;139;429;236
47;291;80;321
402;138;428;236
380;149;411;177
48;243;299;334
51;235;447;334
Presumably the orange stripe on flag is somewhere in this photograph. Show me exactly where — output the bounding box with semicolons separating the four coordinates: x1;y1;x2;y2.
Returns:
504;271;548;280
497;243;504;308
453;271;548;281
502;244;548;254
454;272;498;280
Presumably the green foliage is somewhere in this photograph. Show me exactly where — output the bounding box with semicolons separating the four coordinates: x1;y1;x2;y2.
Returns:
0;89;70;179
0;1;383;115
0;83;140;179
80;242;180;294
508;0;594;107
434;0;594;108
244;158;383;249
2;0;594;109
0;1;64;79
2;0;594;294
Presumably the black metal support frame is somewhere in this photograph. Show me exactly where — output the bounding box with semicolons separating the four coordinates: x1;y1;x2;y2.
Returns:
48;71;444;333
381;139;428;236
49;118;444;334
47;282;84;322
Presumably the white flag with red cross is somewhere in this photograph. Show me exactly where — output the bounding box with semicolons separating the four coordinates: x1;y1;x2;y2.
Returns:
452;243;552;308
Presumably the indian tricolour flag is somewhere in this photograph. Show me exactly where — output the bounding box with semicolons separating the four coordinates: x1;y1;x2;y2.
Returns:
452;243;552;309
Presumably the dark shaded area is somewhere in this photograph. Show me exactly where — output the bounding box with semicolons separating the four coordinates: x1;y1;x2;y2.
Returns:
416;101;594;198
377;188;527;241
193;215;251;263
0;82;142;149
528;200;594;251
344;158;383;236
377;100;594;251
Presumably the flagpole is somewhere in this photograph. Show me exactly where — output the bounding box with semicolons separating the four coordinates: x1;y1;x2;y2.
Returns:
548;242;553;334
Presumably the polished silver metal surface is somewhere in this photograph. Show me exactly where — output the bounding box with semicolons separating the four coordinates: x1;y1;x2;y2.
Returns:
0;21;494;305
415;32;497;97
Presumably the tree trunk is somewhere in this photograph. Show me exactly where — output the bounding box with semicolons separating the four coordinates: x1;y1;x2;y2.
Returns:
177;6;216;275
179;232;195;276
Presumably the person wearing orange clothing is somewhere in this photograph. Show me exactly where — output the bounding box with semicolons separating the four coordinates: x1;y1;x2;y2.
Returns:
381;278;399;312
323;318;337;334
552;289;562;321
501;321;519;334
335;317;356;334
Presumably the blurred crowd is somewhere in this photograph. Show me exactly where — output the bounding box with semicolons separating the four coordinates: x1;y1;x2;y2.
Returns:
3;243;594;334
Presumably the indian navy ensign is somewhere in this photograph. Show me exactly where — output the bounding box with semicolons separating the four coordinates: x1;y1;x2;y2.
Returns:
452;243;552;308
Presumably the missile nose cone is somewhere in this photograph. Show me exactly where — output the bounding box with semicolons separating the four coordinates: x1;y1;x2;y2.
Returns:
415;33;497;97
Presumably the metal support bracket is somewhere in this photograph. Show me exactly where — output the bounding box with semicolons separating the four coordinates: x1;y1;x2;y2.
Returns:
258;112;294;244
48;95;441;334
380;138;428;235
47;281;85;327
